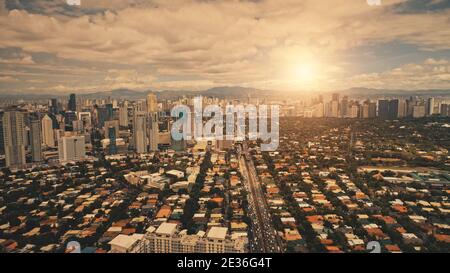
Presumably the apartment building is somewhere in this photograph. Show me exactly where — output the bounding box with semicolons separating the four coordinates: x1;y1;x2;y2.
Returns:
144;222;248;253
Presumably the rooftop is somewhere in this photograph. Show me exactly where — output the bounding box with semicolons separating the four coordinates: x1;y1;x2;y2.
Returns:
207;227;228;240
155;222;178;235
108;234;141;249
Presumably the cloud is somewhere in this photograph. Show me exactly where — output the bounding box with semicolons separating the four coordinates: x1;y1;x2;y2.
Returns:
344;58;450;90
103;69;157;90
0;0;449;92
0;51;34;64
0;75;19;82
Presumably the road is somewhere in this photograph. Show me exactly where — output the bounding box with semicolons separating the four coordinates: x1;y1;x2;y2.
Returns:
238;142;283;253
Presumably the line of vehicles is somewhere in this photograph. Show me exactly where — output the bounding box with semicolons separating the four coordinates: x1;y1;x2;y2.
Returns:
237;142;283;253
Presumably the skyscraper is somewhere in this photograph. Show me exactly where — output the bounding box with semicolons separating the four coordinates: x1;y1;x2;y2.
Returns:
349;104;359;118
406;98;415;117
147;93;159;151
378;99;402;119
30;117;42;163
331;93;340;102
361;103;370;118
78;112;92;133
368;102;377;118
108;126;118;155
147;93;158;113
58;135;86;162
325;93;340;118
68;93;77;112
49;98;58;114
397;99;406;118
0;111;4;155
106;103;114;121
64;111;78;131
378;100;390;119
330;100;339;118
41;114;55;147
148;112;159;151
388;99;399;119
427;98;435;116
340;96;349;118
2;109;26;168
119;102;129;127
133;110;147;153
413;105;426;118
440;104;449;117
96;106;108;128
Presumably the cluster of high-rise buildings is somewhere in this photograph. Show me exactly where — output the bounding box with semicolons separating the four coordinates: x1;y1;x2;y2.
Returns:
0;105;88;169
299;94;450;119
0;92;163;169
0;92;267;170
1;92;449;169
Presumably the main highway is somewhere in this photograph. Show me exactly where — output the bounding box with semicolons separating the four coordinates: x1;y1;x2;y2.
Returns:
238;142;283;253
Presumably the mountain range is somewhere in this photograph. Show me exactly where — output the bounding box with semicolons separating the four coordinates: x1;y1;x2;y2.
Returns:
1;86;449;100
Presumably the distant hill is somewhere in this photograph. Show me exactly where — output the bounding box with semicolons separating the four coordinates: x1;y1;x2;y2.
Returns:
338;87;450;98
202;86;273;98
83;88;149;99
84;86;275;100
1;86;449;100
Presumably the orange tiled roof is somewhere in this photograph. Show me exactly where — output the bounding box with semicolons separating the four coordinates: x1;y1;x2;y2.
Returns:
325;246;342;253
306;215;323;223
385;244;401;252
211;197;224;204
156;205;172;218
366;228;387;239
434;234;450;243
391;204;408;213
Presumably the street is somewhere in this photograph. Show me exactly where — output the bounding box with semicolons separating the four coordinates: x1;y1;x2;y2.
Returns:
238;142;283;253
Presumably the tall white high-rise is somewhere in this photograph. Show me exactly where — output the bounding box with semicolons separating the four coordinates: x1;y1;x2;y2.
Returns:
2;109;26;168
133;111;147;153
427;98;435;116
58;135;86;162
41;114;55;148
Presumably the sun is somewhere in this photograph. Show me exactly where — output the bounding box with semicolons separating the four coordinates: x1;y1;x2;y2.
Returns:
295;63;316;83
274;49;324;90
284;62;319;89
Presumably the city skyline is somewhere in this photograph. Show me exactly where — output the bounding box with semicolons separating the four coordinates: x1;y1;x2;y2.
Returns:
0;0;449;258
0;92;448;255
0;0;450;94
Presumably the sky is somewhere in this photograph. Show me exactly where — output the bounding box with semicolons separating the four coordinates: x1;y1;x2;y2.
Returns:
0;0;449;94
